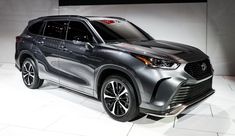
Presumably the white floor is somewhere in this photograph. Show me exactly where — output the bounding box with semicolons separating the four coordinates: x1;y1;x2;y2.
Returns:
0;63;235;136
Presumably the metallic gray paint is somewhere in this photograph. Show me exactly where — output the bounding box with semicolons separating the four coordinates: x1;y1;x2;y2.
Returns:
15;15;214;117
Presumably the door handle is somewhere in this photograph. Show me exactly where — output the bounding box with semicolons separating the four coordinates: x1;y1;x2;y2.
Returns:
38;41;44;44
59;45;69;52
34;40;44;45
63;48;68;51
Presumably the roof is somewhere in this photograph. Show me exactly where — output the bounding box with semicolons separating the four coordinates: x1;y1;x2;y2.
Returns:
29;15;126;23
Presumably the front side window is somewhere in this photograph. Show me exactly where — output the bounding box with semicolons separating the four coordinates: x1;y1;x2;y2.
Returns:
44;21;68;39
67;21;93;42
28;21;44;35
91;19;152;43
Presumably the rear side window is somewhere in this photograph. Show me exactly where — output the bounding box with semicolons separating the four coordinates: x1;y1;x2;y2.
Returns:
44;21;68;39
28;21;43;35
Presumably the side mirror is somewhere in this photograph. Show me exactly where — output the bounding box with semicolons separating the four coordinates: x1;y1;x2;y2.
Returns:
85;42;94;50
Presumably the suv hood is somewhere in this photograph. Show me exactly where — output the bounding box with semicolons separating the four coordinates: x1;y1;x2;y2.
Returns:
108;40;208;62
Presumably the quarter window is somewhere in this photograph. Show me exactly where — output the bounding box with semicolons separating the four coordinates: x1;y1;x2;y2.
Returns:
28;21;44;35
44;21;68;39
67;21;93;42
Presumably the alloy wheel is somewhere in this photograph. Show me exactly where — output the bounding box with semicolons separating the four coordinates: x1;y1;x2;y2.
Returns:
103;80;130;116
22;61;35;86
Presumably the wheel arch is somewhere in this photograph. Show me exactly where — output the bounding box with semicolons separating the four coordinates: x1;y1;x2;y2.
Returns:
95;65;142;105
18;50;37;70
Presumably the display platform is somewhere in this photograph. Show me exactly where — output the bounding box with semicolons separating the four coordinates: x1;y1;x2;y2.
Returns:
0;63;235;136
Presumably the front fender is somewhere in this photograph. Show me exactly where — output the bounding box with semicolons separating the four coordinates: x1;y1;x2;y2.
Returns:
94;64;143;104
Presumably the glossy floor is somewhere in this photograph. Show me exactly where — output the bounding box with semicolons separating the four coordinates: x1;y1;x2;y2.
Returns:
0;63;235;136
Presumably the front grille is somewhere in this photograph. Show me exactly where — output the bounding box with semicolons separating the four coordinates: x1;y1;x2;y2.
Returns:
170;78;212;107
185;59;212;80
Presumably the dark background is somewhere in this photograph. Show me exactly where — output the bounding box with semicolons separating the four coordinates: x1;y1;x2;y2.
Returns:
59;0;207;6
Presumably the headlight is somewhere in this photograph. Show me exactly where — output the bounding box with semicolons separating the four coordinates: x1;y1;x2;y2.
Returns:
134;55;180;70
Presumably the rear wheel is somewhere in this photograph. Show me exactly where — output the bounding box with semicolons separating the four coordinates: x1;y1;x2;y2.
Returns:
101;75;139;122
21;58;44;89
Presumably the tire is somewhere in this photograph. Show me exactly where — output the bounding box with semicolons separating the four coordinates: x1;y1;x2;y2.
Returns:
21;58;44;89
101;75;139;122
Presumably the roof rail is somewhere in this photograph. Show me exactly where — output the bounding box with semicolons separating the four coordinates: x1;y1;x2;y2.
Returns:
85;16;127;21
28;15;127;24
39;15;88;19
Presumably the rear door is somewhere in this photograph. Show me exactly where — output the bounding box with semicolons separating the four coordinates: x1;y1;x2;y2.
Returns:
35;20;68;82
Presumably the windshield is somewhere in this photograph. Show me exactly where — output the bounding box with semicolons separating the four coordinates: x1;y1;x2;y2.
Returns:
90;19;152;43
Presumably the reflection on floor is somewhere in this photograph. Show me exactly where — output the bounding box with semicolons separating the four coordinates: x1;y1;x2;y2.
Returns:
0;63;235;136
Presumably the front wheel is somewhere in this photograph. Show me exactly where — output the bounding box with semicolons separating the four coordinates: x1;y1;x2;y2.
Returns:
21;58;44;89
101;75;139;122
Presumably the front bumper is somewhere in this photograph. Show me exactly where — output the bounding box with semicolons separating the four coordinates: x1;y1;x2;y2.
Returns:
136;58;214;117
140;88;214;117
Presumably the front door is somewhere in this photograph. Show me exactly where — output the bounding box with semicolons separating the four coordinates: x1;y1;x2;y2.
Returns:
58;21;98;95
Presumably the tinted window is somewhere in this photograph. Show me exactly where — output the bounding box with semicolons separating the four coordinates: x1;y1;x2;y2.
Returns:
28;21;43;35
44;21;68;39
91;20;151;43
67;21;93;42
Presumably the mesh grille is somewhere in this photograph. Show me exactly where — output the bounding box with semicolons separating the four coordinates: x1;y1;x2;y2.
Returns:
185;59;212;80
170;78;212;107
